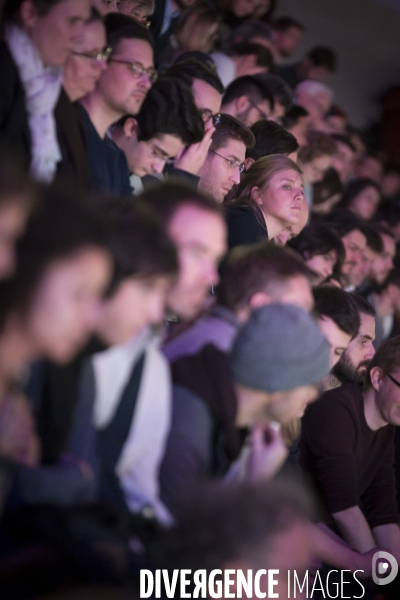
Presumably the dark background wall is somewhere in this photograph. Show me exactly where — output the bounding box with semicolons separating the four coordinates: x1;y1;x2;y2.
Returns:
275;0;400;128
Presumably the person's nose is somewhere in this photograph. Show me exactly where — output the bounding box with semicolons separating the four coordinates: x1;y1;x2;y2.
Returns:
293;186;304;201
151;158;165;174
364;344;375;362
147;293;166;324
230;167;241;185
83;298;102;331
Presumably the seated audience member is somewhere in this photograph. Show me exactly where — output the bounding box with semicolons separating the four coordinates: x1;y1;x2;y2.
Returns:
226;155;304;248
288;223;345;285
330;134;356;185
294;80;334;130
361;225;395;291
313;286;360;369
157;1;221;68
379;204;400;243
142;182;227;322
92;0;120;14
230;20;275;55
311;168;342;214
246;120;299;168
300;336;400;564
163;242;315;362
336;178;382;221
255;73;293;122
354;152;384;184
324;212;367;289
55;8;107;192
163;479;315;600
298;131;337;205
282;105;310;147
271;16;305;63
324;105;348;134
366;267;400;350
381;164;400;203
68;200;179;523
160;303;330;517
0;153;36;280
163;58;224;178
221;75;274;126
110;78;204;194
0;0;91;179
80;14;155;195
118;0;155;25
0;190;112;504
211;42;273;88
332;294;376;385
198;114;255;203
277;46;337;90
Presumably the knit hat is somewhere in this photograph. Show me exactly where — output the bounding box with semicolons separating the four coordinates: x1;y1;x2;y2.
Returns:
229;303;330;392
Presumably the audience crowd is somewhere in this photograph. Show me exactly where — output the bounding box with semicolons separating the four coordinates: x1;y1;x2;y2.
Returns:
0;0;399;598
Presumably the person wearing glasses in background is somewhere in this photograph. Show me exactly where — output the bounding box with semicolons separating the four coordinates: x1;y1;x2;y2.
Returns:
163;58;224;187
198;114;255;204
79;13;156;195
300;336;400;569
110;77;204;194
220;75;274;127
55;8;109;191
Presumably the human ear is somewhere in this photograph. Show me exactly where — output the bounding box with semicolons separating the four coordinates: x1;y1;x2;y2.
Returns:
251;186;262;205
245;157;254;170
369;366;383;392
123;117;138;139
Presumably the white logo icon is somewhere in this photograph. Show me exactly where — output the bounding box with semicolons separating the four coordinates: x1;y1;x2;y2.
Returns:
372;551;398;586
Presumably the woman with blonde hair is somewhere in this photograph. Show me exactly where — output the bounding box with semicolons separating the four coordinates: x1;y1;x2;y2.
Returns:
226;154;304;249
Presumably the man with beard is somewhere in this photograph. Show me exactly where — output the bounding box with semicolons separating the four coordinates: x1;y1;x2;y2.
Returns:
331;294;376;386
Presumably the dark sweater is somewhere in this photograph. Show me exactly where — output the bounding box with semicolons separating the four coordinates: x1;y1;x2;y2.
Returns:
226;205;268;250
300;382;398;529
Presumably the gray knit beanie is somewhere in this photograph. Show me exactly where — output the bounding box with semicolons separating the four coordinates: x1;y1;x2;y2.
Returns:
229;303;330;392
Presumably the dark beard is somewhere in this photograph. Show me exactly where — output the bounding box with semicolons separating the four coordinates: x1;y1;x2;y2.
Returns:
332;354;370;384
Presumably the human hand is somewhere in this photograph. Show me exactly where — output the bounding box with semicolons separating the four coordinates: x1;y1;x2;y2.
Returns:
246;422;288;481
173;126;215;175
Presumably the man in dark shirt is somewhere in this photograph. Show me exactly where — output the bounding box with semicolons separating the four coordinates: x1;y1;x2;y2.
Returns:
80;13;155;195
300;336;400;562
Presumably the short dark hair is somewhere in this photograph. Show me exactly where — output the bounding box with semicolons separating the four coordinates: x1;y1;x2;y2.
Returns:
210;114;255;152
161;479;313;571
365;336;400;390
104;200;178;297
104;12;153;50
88;6;102;23
288;223;345;271
324;209;365;239
228;42;273;71
116;78;204;146
255;74;293;112
140;181;223;230
313;286;360;339
331;134;356;153
272;16;305;32
299;131;337;163
306;46;337;73
3;0;63;18
282;105;309;129
222;75;274;113
247;120;298;161
337;178;381;214
348;293;376;318
218;242;315;312
0;187;110;333
232;20;273;44
164;58;224;94
359;223;384;254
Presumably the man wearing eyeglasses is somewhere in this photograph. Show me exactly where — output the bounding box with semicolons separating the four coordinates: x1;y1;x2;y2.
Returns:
198;114;255;204
80;13;155;195
220;75;274;127
300;336;400;567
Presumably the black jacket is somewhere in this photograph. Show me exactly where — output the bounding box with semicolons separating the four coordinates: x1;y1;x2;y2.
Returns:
0;41;31;169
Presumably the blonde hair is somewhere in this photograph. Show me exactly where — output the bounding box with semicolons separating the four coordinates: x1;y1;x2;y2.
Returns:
227;154;302;223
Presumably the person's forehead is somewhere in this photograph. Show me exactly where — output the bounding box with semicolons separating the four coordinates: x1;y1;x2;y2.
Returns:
112;37;153;64
381;233;396;254
358;312;375;336
169;204;225;240
216;137;246;159
151;133;183;154
272;169;302;184
343;229;366;247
